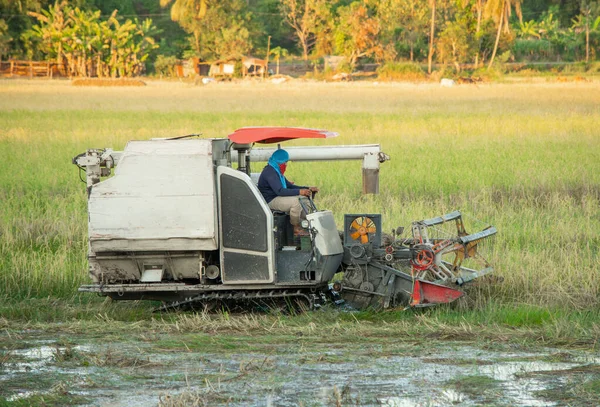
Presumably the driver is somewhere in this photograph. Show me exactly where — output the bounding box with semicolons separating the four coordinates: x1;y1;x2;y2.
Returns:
258;149;319;235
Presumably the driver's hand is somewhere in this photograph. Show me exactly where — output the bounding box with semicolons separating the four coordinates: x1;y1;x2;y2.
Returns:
300;189;311;197
309;187;319;193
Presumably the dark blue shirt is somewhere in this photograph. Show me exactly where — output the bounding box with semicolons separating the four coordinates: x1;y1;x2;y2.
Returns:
258;165;306;203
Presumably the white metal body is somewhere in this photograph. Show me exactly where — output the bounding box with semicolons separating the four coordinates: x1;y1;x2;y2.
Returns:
306;211;344;256
88;139;218;253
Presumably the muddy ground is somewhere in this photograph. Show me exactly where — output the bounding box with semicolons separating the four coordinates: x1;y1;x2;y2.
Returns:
1;325;599;407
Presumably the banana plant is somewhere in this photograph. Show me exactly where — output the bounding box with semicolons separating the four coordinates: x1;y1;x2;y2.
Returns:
25;3;158;78
25;1;70;69
516;20;541;39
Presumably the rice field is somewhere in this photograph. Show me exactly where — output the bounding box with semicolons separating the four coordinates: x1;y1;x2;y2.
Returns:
0;78;599;311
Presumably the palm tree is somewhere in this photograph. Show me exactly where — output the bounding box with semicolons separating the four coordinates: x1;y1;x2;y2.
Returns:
160;0;210;54
160;0;209;22
270;46;289;75
486;0;522;69
473;0;486;67
576;3;597;64
427;0;435;74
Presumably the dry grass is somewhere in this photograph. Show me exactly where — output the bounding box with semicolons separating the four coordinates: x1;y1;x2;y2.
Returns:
52;342;160;368
158;389;230;407
0;349;13;367
145;309;600;348
71;78;146;86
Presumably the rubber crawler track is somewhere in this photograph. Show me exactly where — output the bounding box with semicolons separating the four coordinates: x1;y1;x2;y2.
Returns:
154;288;322;312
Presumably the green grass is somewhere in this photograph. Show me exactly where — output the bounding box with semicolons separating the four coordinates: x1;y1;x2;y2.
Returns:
0;297;598;349
0;79;599;317
533;366;600;406
0;394;89;407
444;375;504;404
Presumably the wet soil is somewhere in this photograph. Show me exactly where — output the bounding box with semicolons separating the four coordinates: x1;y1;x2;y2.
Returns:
1;329;599;406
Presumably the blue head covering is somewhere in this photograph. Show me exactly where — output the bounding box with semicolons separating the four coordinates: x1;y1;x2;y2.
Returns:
268;149;289;188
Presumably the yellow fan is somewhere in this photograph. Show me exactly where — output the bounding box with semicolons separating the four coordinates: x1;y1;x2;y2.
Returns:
349;216;377;244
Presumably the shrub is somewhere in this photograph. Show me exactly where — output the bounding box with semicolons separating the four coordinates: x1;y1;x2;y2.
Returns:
509;68;544;77
154;55;179;78
303;66;336;81
71;78;146;87
472;66;503;81
560;62;589;74
376;61;426;81
587;62;600;73
513;39;556;62
233;60;244;78
336;59;353;73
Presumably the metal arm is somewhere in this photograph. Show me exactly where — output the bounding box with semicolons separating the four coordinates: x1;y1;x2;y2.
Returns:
73;149;120;190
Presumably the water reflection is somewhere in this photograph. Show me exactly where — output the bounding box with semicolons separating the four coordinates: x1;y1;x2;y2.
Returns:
1;341;597;406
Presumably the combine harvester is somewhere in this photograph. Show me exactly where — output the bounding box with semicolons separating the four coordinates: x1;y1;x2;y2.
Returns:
73;127;496;311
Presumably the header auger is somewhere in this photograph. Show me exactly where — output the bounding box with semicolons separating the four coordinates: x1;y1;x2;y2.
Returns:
338;211;497;309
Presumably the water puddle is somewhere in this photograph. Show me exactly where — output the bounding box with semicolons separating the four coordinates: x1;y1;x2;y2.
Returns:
1;337;598;406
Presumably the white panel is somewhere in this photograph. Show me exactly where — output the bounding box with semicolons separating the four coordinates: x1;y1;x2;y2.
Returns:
140;269;163;282
306;211;344;256
89;139;217;252
223;64;235;74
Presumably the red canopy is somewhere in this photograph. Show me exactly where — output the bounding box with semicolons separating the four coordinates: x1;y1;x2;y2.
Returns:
228;127;338;144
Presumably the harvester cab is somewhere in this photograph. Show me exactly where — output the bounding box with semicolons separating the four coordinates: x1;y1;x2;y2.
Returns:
73;127;497;311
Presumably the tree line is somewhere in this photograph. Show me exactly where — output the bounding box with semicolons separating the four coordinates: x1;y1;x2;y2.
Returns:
0;0;598;77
